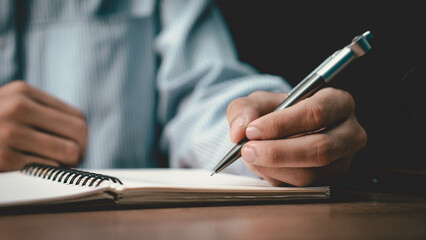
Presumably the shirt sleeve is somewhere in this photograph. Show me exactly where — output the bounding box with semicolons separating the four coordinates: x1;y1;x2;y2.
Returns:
155;0;291;176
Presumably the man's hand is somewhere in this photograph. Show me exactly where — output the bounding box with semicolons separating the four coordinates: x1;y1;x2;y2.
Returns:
226;88;367;186
0;81;88;171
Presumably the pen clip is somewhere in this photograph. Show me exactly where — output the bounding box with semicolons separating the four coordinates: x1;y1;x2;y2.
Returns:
348;31;373;58
315;31;373;82
290;31;373;94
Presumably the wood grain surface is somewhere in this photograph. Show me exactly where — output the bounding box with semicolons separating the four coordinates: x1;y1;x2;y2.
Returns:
1;190;426;240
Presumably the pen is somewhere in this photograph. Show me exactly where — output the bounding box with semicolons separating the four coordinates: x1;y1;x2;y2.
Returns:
211;31;373;176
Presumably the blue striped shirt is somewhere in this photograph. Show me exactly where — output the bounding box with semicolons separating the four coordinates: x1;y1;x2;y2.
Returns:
0;0;291;176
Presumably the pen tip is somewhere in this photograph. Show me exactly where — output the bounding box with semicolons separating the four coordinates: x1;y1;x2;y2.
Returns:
210;172;215;176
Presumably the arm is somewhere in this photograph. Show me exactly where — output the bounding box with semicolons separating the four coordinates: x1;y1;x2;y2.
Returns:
156;0;291;176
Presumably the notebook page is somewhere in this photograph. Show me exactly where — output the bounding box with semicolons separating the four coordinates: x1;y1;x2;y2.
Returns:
93;169;329;205
95;169;269;187
94;169;328;193
0;171;114;207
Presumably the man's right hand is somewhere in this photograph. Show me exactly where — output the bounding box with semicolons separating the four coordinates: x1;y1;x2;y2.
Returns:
0;81;88;171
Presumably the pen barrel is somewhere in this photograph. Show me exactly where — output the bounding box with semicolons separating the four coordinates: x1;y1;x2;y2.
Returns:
213;32;373;175
316;47;356;83
275;74;325;111
212;137;246;173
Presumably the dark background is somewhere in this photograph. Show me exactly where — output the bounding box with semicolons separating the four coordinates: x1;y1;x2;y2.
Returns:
216;1;426;172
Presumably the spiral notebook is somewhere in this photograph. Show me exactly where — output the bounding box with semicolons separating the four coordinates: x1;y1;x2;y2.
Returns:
0;163;329;210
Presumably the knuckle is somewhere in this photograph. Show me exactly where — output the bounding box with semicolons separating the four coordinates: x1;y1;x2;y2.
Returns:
7;81;30;95
227;97;256;123
304;101;326;129
2;96;29;118
347;117;368;153
311;135;333;167
75;109;87;121
339;90;355;112
357;126;368;150
226;97;247;116
76;120;89;139
248;91;267;99
327;88;355;113
63;141;80;164
0;123;20;140
321;87;339;96
361;128;368;147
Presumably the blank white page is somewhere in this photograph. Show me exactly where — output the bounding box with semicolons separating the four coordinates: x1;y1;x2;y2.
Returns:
94;169;327;193
0;171;112;207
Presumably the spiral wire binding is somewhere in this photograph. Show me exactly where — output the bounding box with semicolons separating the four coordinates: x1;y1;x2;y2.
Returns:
20;163;123;187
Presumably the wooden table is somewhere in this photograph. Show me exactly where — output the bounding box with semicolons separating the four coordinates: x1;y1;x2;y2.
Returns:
1;190;426;240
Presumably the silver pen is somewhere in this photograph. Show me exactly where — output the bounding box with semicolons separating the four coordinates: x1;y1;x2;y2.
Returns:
211;31;373;176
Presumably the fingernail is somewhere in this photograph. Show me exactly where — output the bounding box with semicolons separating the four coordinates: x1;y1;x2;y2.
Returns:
246;126;261;139
231;117;245;133
242;146;255;163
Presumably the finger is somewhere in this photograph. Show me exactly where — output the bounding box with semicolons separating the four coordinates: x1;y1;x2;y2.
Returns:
1;123;81;167
247;156;353;187
2;96;88;154
226;91;287;143
1;81;85;119
241;116;366;168
0;147;59;172
242;160;294;187
245;88;355;140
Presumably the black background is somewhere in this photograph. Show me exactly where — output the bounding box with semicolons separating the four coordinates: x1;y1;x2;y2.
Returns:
216;1;426;170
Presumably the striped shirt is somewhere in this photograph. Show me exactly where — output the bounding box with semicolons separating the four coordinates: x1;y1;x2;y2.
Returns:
0;0;290;176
